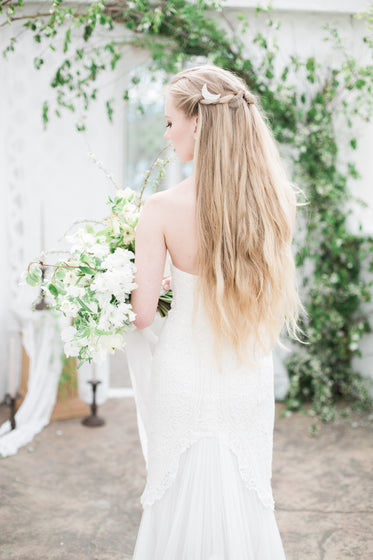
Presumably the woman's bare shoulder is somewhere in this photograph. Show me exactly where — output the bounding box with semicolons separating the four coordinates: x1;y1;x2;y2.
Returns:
147;176;194;207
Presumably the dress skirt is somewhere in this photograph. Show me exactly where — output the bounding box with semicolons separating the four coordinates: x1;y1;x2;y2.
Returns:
132;436;286;560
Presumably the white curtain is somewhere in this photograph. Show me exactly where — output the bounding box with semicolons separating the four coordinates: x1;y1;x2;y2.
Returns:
0;311;63;457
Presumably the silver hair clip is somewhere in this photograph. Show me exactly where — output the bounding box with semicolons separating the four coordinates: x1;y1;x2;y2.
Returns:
201;84;221;101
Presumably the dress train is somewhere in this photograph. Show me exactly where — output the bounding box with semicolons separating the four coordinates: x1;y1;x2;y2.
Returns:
132;436;286;560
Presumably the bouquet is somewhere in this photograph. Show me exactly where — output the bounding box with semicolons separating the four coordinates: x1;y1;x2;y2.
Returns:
24;154;173;365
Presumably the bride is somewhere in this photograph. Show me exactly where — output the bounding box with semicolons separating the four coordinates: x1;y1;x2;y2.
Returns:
129;64;301;559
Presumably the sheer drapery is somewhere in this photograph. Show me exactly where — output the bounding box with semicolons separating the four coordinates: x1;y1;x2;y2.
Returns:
0;311;63;457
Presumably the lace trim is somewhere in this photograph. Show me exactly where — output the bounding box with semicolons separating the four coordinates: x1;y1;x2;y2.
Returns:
141;434;275;511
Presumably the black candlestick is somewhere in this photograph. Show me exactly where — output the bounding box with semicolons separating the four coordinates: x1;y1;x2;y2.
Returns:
5;393;21;430
35;265;48;311
82;380;105;427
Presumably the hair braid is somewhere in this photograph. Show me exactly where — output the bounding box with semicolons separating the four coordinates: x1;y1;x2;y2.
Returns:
199;89;256;106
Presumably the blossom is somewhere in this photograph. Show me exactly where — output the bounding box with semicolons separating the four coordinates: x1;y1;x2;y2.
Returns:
109;302;136;327
61;326;77;342
95;291;112;309
65;285;85;298
93;249;137;301
116;187;136;199
99;333;125;353
89;301;98;314
90;243;110;259
64;341;80;357
102;247;134;271
122;202;139;225
91;346;107;363
111;216;121;234
98;312;111;331
60;300;79;317
66;229;96;253
122;225;135;244
64;270;79;286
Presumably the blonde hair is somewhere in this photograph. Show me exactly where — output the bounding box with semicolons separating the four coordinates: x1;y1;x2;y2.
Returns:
167;65;303;367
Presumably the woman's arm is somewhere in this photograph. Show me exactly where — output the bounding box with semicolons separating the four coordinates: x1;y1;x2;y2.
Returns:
131;193;167;329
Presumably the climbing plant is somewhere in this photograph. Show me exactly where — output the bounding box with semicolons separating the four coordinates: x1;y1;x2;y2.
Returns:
2;0;373;426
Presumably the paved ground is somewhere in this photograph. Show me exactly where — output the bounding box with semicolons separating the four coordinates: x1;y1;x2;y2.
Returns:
0;399;372;560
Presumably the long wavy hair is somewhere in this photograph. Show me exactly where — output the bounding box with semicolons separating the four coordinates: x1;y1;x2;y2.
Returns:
167;65;303;367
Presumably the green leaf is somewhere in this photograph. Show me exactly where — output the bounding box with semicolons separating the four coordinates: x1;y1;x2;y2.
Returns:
26;265;42;287
106;99;114;122
79;265;94;275
48;284;59;297
33;57;44;70
42;101;49;129
63;28;71;54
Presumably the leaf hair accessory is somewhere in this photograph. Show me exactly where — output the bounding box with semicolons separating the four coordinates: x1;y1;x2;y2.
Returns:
201;84;221;101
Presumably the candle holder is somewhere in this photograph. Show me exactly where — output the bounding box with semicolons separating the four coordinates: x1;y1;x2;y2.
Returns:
5;392;21;430
82;380;105;427
35;265;48;311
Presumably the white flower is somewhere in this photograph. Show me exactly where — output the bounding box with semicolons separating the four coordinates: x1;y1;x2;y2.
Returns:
60;300;79;317
90;243;109;259
122;225;135;244
89;301;98;314
111;216;121;235
67;229;96;253
98;314;111;331
65;285;85;298
92;268;136;302
116;187;137;200
95;291;112;309
61;326;77;342
99;333;125;353
108;302;132;328
102;247;134;271
64;341;80;357
122;202;139;224
91;271;116;294
64;270;79;286
91;347;107;364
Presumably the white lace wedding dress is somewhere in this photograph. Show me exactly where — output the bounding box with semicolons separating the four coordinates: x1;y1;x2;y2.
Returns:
126;262;286;560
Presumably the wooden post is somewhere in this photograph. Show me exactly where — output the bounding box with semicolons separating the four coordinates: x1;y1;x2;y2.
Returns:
16;341;88;420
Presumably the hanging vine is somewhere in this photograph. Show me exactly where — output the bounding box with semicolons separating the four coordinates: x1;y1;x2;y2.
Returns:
2;0;373;426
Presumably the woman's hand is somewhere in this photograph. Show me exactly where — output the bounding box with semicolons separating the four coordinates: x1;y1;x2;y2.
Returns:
161;275;171;292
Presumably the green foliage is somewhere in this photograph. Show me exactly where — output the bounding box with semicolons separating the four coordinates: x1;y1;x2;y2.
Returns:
26;263;42;286
4;1;373;422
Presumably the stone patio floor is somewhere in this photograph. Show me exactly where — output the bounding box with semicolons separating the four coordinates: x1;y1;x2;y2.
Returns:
0;399;372;560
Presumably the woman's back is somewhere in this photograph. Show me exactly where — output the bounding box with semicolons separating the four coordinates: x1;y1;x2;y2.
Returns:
157;176;199;275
